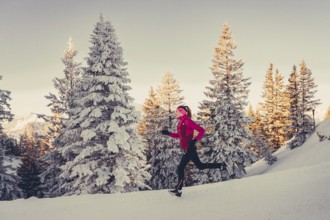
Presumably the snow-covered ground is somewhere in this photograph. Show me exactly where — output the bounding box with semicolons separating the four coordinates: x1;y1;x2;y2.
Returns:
1;120;330;220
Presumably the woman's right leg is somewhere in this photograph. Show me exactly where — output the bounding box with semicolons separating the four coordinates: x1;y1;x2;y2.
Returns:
175;148;193;190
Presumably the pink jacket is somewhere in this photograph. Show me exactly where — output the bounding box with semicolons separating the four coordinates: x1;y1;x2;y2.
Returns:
169;115;205;151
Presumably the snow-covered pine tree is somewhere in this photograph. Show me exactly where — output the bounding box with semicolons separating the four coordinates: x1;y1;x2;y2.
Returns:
42;94;63;153
287;65;300;139
247;105;255;119
269;69;291;149
43;37;82;151
255;109;277;165
138;87;168;189
259;65;291;149
247;104;257;139
250;108;277;165
287;61;320;149
3;136;21;157
138;87;161;161
39;110;64;198
157;71;184;128
325;106;330;120
58;15;150;195
259;64;275;141
17;130;43;198
286;65;305;149
247;105;263;157
0;75;21;200
39;143;63;198
0;76;14;132
147;71;184;189
197;23;256;181
56;37;82;113
298;60;320;138
40;37;82;197
0;134;22;200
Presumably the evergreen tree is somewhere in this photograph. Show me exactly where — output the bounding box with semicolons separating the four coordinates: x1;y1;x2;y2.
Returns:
298;60;320;137
42;94;64;153
39;147;63;198
325;106;330;120
0;76;14;132
0;75;21;200
287;65;300;139
39;37;81;197
138;87;161;161
43;37;82;151
148;110;179;189
0;135;22;200
57;15;150;195
287;61;321;149
259;64;275;141
260;65;291;149
247;105;261;155
17;130;43;198
39;94;66;198
157;71;184;128
286;65;305;148
247;105;255;122
269;69;291;149
4;135;21;157
248;105;277;165
147;72;184;189
56;37;82;113
197;23;256;181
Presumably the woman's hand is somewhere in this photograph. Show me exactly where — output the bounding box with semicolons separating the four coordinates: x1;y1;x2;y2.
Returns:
161;129;170;135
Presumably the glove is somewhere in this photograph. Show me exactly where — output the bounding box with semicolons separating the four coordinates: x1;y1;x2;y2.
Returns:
190;138;197;146
161;129;170;135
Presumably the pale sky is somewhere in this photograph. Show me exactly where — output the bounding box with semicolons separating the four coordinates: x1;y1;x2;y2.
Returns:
0;0;329;120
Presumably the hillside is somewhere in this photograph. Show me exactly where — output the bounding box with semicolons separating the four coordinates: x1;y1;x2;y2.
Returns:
1;120;330;220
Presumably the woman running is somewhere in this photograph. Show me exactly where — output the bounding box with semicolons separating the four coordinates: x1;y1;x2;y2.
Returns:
162;105;227;197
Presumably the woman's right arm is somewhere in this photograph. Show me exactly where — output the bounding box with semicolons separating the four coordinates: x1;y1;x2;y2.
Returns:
162;129;179;138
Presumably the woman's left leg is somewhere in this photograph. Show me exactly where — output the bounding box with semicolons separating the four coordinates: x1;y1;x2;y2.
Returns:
169;147;193;196
175;148;193;190
190;146;226;170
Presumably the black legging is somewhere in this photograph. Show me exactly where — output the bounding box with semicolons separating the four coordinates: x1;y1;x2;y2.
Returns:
175;144;226;190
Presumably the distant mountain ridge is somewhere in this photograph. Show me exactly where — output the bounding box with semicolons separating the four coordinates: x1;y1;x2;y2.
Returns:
2;103;142;140
3;113;47;139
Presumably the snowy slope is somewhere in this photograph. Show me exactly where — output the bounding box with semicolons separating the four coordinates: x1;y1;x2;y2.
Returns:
1;120;330;220
246;119;330;177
